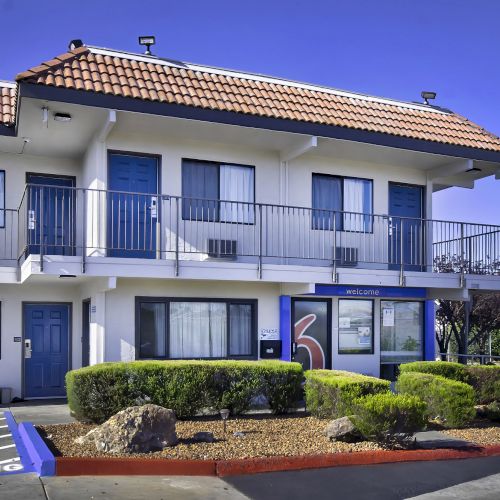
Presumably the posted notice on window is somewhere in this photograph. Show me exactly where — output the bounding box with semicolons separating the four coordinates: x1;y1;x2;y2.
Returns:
382;307;395;327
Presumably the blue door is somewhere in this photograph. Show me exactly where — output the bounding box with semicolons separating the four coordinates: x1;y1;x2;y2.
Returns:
107;154;159;258
27;175;75;256
24;304;70;398
388;184;424;271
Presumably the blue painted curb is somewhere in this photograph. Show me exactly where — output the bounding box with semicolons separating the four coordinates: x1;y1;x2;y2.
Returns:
18;422;55;476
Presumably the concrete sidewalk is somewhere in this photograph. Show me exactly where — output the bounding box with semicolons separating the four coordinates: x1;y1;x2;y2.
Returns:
4;400;74;426
0;473;249;500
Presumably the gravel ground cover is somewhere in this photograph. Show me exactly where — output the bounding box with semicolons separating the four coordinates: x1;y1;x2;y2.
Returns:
441;419;500;447
37;415;382;460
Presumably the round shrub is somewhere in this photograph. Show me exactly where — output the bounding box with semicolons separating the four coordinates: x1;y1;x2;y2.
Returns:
399;361;469;384
304;370;390;419
66;360;303;423
395;372;476;428
351;393;427;444
465;365;500;404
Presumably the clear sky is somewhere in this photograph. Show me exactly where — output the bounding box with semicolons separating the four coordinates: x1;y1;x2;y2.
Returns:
1;0;499;224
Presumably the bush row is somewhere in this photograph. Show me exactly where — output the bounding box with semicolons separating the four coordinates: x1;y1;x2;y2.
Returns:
400;361;500;404
66;360;303;423
396;372;476;427
304;370;390;419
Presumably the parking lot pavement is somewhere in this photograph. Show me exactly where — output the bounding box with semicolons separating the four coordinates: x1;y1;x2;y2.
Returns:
0;411;28;476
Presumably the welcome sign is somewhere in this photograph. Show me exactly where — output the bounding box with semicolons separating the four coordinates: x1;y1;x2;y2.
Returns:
313;285;427;299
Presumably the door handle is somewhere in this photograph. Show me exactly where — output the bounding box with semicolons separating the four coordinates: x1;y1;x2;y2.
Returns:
292;342;297;356
24;339;32;359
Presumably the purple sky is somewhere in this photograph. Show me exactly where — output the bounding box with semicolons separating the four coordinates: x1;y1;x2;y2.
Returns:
1;0;499;224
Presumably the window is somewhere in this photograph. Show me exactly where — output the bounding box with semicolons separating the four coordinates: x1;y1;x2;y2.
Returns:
312;174;372;232
338;299;374;354
182;159;254;223
0;171;5;228
381;301;423;363
137;298;256;359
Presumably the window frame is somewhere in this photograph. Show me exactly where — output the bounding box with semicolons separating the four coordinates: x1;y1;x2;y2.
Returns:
181;158;256;225
311;173;373;233
337;298;375;355
379;299;424;365
135;296;258;360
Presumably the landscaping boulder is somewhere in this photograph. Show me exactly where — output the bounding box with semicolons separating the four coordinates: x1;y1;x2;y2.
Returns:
192;432;215;443
325;416;362;442
77;404;177;453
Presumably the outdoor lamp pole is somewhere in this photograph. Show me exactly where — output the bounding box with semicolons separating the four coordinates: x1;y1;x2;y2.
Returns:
220;408;230;434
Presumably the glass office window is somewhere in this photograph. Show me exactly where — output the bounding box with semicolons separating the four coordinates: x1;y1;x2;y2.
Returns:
381;301;423;363
338;299;374;354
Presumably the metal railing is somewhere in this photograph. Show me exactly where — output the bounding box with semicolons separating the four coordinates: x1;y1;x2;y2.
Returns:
439;353;500;365
9;184;500;278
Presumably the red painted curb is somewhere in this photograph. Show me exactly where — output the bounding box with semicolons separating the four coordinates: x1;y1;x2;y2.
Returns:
55;445;500;477
56;457;216;476
216;445;500;476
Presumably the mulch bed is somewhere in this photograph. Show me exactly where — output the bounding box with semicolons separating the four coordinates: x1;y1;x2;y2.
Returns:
37;414;382;460
37;415;500;462
440;419;500;446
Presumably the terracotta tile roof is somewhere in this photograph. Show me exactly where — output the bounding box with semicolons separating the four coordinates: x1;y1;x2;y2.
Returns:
0;81;16;127
14;46;500;152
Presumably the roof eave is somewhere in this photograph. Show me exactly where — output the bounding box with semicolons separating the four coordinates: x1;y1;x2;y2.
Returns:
17;82;500;164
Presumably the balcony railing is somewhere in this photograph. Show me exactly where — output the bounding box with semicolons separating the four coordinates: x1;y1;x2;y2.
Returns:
1;183;497;279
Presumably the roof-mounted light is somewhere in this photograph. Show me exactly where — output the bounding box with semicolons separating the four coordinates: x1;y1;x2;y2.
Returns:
138;36;156;55
421;91;437;105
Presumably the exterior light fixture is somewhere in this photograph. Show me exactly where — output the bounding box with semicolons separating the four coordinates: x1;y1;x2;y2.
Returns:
220;408;230;434
421;91;437;105
68;39;84;50
54;113;72;122
138;36;156;55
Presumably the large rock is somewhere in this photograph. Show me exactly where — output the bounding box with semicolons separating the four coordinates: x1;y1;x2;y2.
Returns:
325;416;361;442
79;404;178;453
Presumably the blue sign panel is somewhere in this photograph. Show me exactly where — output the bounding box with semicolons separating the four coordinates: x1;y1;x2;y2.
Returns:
313;285;427;299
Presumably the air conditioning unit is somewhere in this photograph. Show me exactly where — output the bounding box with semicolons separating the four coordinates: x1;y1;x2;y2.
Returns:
335;246;358;267
208;239;237;259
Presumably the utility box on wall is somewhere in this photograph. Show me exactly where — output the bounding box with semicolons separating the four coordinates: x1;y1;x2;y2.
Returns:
260;340;282;359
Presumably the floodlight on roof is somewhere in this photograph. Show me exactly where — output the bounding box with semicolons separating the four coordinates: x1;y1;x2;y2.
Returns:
421;91;437;105
138;36;156;55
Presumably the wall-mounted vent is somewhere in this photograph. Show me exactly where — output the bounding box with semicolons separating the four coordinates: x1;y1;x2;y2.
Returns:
335;247;358;267
208;239;237;259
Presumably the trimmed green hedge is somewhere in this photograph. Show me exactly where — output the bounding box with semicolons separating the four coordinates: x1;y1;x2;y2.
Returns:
396;372;476;427
351;393;427;443
66;360;303;423
399;361;469;384
304;370;390;419
465;366;500;404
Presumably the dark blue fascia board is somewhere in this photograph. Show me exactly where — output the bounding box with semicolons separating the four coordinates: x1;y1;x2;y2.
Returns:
0;124;15;136
18;82;500;163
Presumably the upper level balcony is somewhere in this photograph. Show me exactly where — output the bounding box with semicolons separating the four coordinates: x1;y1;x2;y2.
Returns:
0;184;498;286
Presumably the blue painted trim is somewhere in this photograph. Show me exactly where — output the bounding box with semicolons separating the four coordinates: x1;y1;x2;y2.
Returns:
279;295;292;361
18;422;55;476
314;284;427;299
3;411;35;475
424;300;436;361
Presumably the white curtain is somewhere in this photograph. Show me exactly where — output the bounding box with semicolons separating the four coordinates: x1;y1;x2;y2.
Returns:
219;165;255;223
343;178;372;232
229;304;252;355
169;302;226;358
